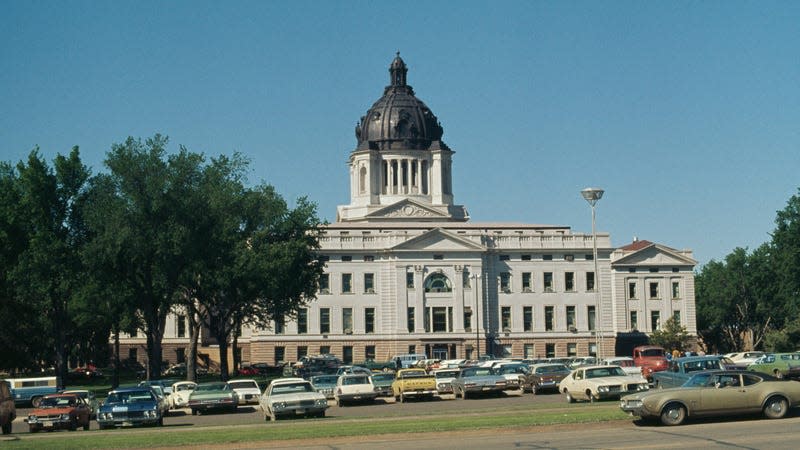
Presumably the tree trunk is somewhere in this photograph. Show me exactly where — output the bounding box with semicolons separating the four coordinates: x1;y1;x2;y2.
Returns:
187;306;200;383
218;337;230;381
232;333;239;374
113;326;120;389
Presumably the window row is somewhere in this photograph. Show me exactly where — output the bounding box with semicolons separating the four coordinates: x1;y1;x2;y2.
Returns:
629;310;681;331
274;307;377;335
627;278;683;300
319;273;376;295
499;271;595;294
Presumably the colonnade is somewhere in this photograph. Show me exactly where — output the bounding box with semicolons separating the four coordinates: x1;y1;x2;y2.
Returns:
382;158;429;195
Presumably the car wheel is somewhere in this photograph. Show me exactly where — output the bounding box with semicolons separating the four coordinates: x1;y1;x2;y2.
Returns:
69;418;78;431
660;402;686;426
564;390;575;403
317;410;325;418
31;396;42;408
587;390;598;403
774;369;784;379
462;389;468;400
763;396;789;419
29;425;39;433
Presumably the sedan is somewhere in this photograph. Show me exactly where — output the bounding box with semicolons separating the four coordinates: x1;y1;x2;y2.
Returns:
259;378;328;421
620;370;800;425
26;393;91;432
187;382;238;415
559;365;649;403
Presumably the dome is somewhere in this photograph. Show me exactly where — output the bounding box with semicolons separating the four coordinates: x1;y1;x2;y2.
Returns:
354;53;448;151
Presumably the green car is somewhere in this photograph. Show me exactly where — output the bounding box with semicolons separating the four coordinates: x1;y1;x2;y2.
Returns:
747;353;800;379
187;382;239;415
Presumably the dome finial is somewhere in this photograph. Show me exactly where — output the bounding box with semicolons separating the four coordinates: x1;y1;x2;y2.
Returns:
389;52;407;87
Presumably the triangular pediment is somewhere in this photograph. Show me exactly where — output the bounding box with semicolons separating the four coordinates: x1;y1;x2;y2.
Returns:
613;244;696;267
391;228;485;251
366;199;449;220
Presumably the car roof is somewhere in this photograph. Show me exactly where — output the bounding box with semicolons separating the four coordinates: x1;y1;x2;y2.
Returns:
271;377;308;385
111;387;153;393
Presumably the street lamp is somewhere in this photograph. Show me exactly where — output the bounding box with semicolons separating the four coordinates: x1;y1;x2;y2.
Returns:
471;273;480;359
581;187;604;360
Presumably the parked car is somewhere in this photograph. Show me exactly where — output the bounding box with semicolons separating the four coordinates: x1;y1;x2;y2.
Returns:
600;357;642;376
97;387;163;428
747;352;800;379
371;372;396;397
259;377;328;421
568;357;598;369
336;365;372;376
25;393;91;432
391;353;428;369
148;385;170;417
451;366;508;399
652;356;731;389
187;382;239;415
433;368;461;395
559;365;649;403
310;375;339;399
168;381;197;409
633;346;669;381
391;368;437;403
620;370;800;425
523;363;571;394
358;359;396;372
726;351;766;368
0;379;15;435
61;389;99;418
493;363;527;391
5;376;57;407
335;374;377;406
227;379;261;405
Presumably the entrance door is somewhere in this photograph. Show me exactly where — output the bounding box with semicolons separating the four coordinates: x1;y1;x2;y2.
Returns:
432;344;449;360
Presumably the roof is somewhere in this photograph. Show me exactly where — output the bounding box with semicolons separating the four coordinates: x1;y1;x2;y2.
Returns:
619;239;654;251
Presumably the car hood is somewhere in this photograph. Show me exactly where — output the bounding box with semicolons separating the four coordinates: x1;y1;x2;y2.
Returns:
31;407;74;415
267;392;325;403
461;375;506;383
190;391;235;400
583;375;646;385
622;386;691;401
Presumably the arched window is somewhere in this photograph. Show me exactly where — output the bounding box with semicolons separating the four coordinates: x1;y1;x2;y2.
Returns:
359;166;367;194
424;273;452;293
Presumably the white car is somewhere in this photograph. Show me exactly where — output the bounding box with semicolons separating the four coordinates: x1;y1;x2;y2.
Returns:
227;379;262;405
334;373;377;406
433;368;461;394
600;357;642;376
728;351;766;368
169;381;197;409
259;378;328;421
558;365;649;403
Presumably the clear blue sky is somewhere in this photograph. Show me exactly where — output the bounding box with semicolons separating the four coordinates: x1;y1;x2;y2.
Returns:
2;1;798;266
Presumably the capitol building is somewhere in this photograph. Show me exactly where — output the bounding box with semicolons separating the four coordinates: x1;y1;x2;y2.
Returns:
122;55;697;368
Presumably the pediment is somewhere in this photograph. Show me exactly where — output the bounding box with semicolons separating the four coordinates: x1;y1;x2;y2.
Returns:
613;244;696;267
366;199;448;220
391;228;485;252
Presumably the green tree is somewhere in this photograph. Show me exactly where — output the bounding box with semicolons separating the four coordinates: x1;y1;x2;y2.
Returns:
771;189;800;322
648;316;691;352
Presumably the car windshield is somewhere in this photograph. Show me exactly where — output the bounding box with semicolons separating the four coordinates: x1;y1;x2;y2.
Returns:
228;381;259;390
342;376;370;385
435;370;460;378
195;383;227;392
371;374;395;382
174;384;195;392
311;376;339;385
640;349;665;357
106;390;154;403
39;396;76;408
536;365;570;375
271;383;313;394
585;367;626;378
682;372;713;387
497;365;527;374
462;368;494;377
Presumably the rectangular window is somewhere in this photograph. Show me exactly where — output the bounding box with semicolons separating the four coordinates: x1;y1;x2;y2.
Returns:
176;348;185;364
500;272;511;293
407;307;415;332
274;316;285;334
630;310;638;330
651;310;661;330
585;254;594;261
320;345;330;355
320;308;330;334
363;255;374;262
343;346;353;364
586;272;595;292
587;305;596;331
408;345;416;354
297;308;307;334
501;306;511;331
544;272;554;292
521;254;532;261
297;346;308;359
365;308;375;334
543;254;553;261
567;343;577;357
320;273;330;294
364;273;375;293
673;311;681;325
589;342;597;357
671;280;680;299
649;281;660;299
565;272;575;292
341;255;352;262
433;254;444;260
464;307;472;332
128;348;137;361
545;343;556;358
176;314;186;338
523;306;533;332
566;305;576;329
342;308;353;333
522;272;532;292
499;254;510;261
564;254;574;262
365;345;376;360
342;273;353;293
275;346;285;365
407;272;415;289
545;306;554;331
431;307;448;332
523;344;534;359
628;280;637;299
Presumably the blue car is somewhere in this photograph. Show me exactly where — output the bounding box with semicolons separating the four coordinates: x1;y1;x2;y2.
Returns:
97;387;163;429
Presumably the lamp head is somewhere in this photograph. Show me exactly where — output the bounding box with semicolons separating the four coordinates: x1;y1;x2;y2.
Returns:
581;188;604;206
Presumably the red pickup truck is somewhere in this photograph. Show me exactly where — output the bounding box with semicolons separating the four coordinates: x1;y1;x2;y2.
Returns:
633;345;668;381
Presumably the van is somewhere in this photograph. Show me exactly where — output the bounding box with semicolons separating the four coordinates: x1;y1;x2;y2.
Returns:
1;379;15;434
391;353;428;369
5;376;57;407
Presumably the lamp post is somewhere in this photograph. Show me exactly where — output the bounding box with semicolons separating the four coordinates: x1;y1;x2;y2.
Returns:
581;187;604;360
471;273;480;359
